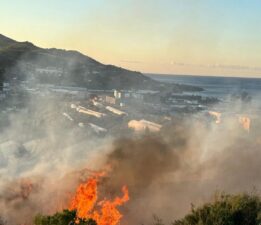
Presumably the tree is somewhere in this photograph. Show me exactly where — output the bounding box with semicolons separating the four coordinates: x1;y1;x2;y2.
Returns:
173;194;261;225
34;210;97;225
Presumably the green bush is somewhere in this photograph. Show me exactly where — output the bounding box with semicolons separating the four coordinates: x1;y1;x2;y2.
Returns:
173;194;261;225
34;210;97;225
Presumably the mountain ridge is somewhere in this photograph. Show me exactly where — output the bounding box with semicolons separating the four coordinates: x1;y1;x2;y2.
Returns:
0;34;158;90
0;34;17;48
0;34;202;91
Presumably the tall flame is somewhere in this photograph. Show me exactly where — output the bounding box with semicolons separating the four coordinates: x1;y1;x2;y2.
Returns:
70;177;98;219
69;172;129;225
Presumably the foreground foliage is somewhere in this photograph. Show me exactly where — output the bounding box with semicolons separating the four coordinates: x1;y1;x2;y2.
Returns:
173;194;261;225
34;210;97;225
34;194;261;225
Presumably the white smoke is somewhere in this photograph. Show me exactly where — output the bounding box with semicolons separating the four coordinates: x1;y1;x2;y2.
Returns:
0;57;260;225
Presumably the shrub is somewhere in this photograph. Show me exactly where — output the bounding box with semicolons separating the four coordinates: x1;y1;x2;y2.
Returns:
173;194;261;225
34;210;97;225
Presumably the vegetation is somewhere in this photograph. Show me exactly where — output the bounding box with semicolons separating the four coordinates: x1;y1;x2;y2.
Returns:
33;194;261;225
172;194;261;225
34;210;97;225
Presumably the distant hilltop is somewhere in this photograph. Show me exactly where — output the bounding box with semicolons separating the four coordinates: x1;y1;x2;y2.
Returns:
0;34;202;91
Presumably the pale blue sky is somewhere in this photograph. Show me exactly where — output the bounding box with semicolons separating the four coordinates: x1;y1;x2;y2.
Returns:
1;0;261;77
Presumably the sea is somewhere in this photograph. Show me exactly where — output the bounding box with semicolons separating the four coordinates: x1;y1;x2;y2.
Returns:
148;74;261;113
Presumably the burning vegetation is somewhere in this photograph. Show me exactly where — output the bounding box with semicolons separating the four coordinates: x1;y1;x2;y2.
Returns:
0;113;260;225
34;210;97;225
69;172;129;225
34;171;129;225
0;33;260;225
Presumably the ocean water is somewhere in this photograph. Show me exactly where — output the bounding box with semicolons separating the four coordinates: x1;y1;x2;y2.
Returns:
148;74;261;112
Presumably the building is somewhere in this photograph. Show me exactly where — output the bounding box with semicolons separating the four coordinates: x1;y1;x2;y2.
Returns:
36;67;63;76
105;96;117;105
114;90;122;99
128;119;162;132
88;123;107;134
76;106;105;118
0;82;10;100
105;106;127;116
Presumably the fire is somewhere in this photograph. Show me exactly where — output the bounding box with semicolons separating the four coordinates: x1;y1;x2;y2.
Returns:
69;172;129;225
209;111;221;124
92;186;129;225
238;116;251;132
70;177;98;218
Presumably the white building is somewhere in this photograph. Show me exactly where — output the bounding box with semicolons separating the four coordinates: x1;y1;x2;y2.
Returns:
89;123;107;134
114;90;122;99
128;119;162;132
36;67;63;76
105;106;127;116
62;112;74;121
76;106;105;118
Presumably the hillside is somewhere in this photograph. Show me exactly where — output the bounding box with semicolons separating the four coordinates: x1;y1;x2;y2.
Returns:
0;34;17;49
0;34;202;91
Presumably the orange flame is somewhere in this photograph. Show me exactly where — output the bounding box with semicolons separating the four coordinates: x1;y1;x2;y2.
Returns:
209;111;221;124
238;116;251;132
69;172;129;225
70;177;98;218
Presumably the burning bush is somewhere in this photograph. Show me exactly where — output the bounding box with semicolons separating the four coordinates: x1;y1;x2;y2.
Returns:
69;172;129;225
34;209;97;225
172;194;261;225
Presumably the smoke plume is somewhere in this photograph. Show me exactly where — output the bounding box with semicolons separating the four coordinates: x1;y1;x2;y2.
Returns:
0;57;261;225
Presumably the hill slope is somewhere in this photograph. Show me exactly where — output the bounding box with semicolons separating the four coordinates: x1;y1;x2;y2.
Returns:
0;34;202;91
0;34;17;49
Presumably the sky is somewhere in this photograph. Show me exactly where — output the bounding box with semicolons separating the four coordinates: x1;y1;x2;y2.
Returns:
1;0;261;77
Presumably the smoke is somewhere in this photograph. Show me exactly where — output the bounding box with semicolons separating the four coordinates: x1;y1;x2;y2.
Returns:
0;103;261;224
103;136;180;192
0;55;261;224
0;58;114;224
97;114;261;224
